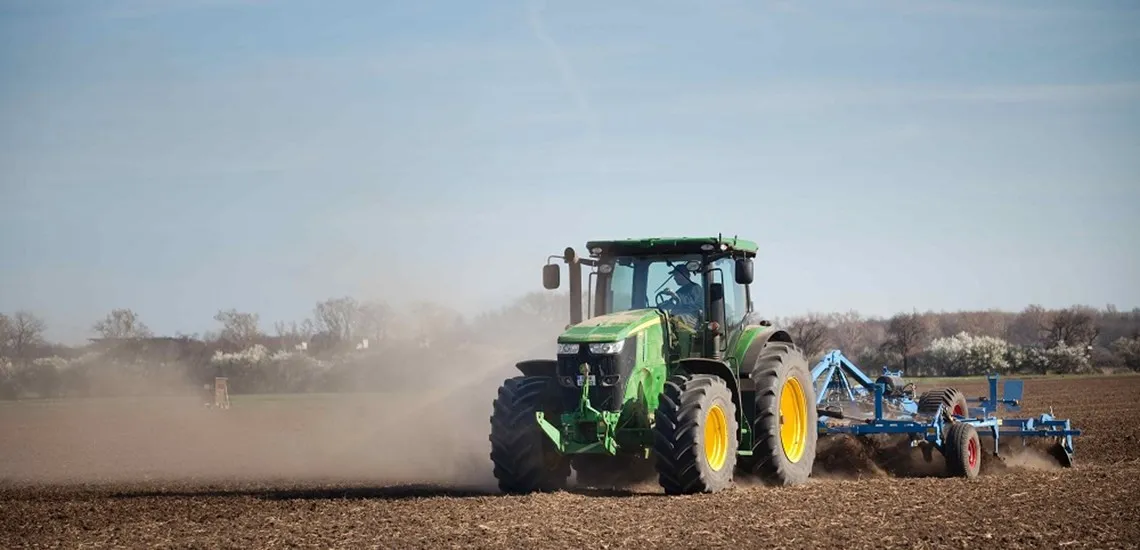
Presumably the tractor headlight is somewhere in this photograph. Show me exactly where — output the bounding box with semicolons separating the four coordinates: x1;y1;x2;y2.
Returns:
588;341;625;355
557;343;579;355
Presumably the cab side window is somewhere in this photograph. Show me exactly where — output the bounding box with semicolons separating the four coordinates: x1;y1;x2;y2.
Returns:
714;258;747;327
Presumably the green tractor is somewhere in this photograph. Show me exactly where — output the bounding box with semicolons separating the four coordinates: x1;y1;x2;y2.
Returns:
488;236;818;495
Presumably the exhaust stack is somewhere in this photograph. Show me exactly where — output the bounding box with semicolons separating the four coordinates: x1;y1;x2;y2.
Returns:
564;247;582;325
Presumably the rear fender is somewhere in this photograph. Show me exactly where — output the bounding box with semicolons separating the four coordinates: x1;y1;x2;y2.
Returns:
736;328;794;390
676;358;743;440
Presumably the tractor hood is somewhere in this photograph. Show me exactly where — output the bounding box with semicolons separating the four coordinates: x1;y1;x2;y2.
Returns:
557;309;665;343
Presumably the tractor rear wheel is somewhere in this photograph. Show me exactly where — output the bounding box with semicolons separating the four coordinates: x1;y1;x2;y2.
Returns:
943;422;981;478
653;374;738;495
917;388;969;418
748;342;817;486
489;376;571;494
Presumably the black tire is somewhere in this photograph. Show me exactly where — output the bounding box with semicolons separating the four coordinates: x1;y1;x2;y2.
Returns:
748;342;818;486
572;454;656;488
489;376;570;494
917;388;969;418
653;374;739;495
943;422;981;478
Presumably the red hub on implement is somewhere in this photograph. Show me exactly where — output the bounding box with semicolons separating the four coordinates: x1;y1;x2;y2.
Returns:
945;422;981;478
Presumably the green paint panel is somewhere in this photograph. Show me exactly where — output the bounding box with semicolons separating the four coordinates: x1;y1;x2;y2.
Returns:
541;308;673;455
729;325;776;372
557;309;663;343
629;320;668;415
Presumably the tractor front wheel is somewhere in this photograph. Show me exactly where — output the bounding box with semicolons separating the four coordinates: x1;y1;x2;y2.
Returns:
489;376;571;494
748;342;818;486
653;374;739;495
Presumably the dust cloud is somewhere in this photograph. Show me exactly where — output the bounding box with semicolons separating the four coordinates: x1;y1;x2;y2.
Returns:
979;436;1066;474
811;434;888;480
0;344;535;491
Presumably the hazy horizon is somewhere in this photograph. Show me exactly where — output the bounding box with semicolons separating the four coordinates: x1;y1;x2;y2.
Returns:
2;0;1138;345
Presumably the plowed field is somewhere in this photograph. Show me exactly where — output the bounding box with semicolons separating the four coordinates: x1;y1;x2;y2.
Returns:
2;375;1139;549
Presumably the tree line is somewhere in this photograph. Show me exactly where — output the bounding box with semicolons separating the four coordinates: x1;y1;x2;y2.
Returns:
0;293;568;400
1;298;1138;400
773;304;1140;376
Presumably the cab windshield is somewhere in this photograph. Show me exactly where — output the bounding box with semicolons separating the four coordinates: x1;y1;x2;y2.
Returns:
596;253;748;330
602;254;704;319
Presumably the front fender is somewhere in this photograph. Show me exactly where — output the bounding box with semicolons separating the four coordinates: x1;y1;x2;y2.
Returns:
676;358;743;440
515;359;557;378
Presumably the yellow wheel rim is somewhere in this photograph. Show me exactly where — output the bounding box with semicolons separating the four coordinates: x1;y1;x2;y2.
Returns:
704;404;729;471
779;376;808;462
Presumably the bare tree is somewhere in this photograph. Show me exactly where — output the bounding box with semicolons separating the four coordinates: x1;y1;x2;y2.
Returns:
0;313;11;356
1005;304;1050;347
273;321;298;350
1046;306;1100;350
1097;304;1140;345
93;308;153;339
826;311;886;356
213;309;262;345
299;318;316;340
8;311;47;362
313;297;361;344
357;301;390;345
786;314;830;359
273;321;289;339
960;310;1011;339
934;310;1011;341
406;302;464;349
881;311;930;375
273;318;322;349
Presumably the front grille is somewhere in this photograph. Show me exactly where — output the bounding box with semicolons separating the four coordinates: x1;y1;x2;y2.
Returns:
556;336;637;412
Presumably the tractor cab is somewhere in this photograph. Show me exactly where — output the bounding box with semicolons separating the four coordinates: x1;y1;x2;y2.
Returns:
543;236;757;360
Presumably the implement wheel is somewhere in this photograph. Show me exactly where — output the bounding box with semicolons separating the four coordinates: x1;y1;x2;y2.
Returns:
748;342;817;486
917;387;969;418
653;374;739;495
943;422;981;478
489;376;571;494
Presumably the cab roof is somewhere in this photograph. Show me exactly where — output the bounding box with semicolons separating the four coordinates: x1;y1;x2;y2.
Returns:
584;236;758;257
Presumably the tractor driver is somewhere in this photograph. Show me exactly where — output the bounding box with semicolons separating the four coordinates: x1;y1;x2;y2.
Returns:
666;264;704;328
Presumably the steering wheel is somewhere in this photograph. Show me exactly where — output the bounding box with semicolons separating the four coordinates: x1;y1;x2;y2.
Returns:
654;288;679;309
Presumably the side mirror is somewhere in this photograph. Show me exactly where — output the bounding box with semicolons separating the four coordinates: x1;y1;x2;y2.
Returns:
735;258;754;285
543;264;560;289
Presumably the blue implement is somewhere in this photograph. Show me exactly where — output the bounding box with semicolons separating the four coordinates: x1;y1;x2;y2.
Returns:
811;350;1082;476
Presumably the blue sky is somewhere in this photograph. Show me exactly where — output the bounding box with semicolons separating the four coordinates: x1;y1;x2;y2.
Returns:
2;0;1138;344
